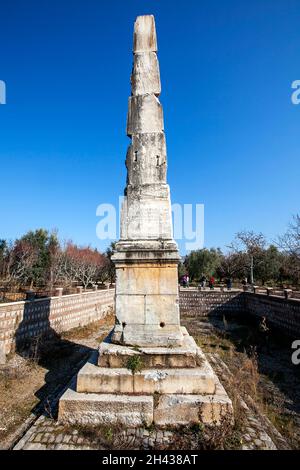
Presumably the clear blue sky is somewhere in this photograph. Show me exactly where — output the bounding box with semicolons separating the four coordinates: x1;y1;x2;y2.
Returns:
0;0;299;254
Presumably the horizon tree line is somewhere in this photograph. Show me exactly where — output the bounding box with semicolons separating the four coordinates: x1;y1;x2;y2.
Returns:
180;214;300;287
0;214;299;292
0;229;115;292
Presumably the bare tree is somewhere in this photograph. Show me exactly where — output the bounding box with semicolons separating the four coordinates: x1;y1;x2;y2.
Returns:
59;243;107;289
217;251;248;279
278;215;300;284
228;231;266;284
4;240;38;288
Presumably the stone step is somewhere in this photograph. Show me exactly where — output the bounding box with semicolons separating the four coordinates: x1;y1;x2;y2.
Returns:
77;361;216;395
58;388;153;427
58;384;233;428
98;330;204;369
154;381;233;427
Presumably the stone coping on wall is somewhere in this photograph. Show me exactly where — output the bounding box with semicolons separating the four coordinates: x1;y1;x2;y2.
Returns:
0;288;114;309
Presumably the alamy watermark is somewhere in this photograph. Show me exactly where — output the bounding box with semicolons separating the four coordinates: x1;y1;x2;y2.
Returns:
0;80;6;104
291;340;300;365
291;80;300;105
96;197;204;251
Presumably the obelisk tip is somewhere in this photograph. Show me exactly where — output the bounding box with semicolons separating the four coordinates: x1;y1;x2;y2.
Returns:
133;15;157;53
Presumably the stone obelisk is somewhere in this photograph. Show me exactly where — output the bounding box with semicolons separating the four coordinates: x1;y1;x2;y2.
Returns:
58;16;233;430
111;15;183;347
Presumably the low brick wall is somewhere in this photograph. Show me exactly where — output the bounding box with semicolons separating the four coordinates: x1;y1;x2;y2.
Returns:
2;287;300;361
0;289;114;357
245;293;300;337
179;289;245;316
179;289;300;337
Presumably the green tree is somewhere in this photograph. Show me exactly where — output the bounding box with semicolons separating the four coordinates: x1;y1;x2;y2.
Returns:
0;239;7;277
184;248;222;281
18;229;60;287
255;245;283;285
105;242;116;284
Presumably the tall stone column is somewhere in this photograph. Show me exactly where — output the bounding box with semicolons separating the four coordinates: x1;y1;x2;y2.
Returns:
58;15;233;430
111;15;183;347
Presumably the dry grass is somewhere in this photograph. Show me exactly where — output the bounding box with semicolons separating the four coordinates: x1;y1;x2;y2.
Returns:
183;315;300;449
0;358;45;448
61;312;114;341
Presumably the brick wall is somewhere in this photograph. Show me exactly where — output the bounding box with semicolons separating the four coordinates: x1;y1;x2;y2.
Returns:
244;293;300;337
179;289;300;337
2;288;300;361
0;289;114;357
179;289;245;316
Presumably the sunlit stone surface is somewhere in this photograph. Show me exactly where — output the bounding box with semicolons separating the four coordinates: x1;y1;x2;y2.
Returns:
112;14;183;347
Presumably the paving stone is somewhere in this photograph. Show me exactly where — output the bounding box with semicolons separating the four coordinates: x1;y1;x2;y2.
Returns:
148;438;155;447
58;444;72;450
23;442;46;450
242;445;251;450
33;432;43;442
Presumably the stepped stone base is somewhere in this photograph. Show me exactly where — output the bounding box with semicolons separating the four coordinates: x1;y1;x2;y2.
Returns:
98;327;203;368
77;363;216;395
112;323;184;348
58;328;233;428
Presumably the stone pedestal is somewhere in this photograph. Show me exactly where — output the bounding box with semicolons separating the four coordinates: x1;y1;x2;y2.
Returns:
111;241;183;347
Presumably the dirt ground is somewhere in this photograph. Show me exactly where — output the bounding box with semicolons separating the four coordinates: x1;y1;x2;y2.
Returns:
0;314;114;449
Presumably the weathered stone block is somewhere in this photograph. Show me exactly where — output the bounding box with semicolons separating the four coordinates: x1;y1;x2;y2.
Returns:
120;190;173;240
59;389;153;427
133;15;157;53
154;382;233;426
115;263;178;296
77;362;216;395
127;95;163;135
98;336;201;368
115;324;184;348
131;52;161;96
115;293;179;326
112;258;182;347
126;133;166;186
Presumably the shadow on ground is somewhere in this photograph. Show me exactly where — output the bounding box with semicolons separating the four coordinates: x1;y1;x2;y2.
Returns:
15;299;96;419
